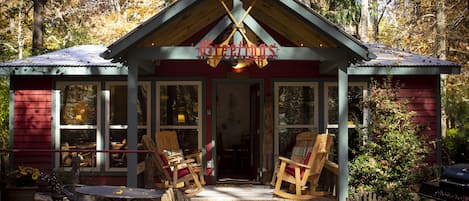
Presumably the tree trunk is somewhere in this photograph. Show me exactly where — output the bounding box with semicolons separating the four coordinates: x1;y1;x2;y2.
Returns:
17;0;24;59
32;0;46;56
436;0;448;137
359;0;369;42
435;0;447;59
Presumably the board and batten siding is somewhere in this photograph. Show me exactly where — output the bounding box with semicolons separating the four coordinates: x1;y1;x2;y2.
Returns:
12;77;53;169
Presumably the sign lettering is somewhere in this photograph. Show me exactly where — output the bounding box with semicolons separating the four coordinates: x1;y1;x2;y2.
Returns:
199;40;277;66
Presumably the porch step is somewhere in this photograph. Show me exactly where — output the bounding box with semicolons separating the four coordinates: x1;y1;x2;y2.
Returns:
190;185;336;201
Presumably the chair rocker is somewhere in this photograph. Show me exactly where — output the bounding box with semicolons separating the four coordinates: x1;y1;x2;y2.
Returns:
273;134;333;200
156;130;205;185
142;135;203;197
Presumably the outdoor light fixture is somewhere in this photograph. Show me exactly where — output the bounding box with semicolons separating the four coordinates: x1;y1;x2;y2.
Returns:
232;61;250;69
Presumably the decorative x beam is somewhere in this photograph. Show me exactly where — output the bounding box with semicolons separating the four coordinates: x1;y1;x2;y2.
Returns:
206;0;271;68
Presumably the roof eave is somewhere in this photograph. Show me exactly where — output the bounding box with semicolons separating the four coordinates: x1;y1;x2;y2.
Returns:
347;65;461;75
0;65;127;76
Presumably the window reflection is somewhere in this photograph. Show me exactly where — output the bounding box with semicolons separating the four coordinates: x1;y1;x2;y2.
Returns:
278;86;315;125
158;82;201;155
60;84;97;125
110;85;147;125
327;86;364;125
108;83;148;168
160;85;199;126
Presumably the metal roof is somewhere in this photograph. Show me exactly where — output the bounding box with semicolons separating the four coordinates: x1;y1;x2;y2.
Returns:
358;44;458;67
0;45;117;67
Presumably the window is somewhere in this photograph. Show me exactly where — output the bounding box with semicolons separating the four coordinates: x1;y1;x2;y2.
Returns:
55;81;151;171
55;82;100;171
324;82;368;155
156;81;202;154
274;82;318;157
105;82;150;170
325;83;368;127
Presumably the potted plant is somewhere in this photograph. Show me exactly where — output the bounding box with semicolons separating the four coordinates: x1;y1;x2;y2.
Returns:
6;165;42;201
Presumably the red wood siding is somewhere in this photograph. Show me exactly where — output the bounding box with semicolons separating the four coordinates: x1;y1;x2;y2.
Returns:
382;76;440;162
12;77;53;170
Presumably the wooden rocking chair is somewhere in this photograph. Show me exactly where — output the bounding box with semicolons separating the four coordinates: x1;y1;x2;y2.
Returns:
271;131;317;186
141;135;203;196
273;134;334;200
156;130;205;185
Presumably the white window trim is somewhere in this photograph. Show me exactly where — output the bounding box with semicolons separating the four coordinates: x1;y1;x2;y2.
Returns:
323;82;369;132
55;82;101;172
104;81;151;171
156;81;203;151
273;82;318;156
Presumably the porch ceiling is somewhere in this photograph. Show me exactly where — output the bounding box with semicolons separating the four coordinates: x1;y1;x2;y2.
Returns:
138;0;336;49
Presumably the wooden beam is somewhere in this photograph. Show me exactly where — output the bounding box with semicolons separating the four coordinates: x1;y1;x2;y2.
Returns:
244;15;280;47
130;46;343;61
196;16;232;46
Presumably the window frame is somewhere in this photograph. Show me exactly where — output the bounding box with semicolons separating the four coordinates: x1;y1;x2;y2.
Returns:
273;81;319;156
104;81;151;171
156;81;203;151
54;81;101;172
323;82;369;131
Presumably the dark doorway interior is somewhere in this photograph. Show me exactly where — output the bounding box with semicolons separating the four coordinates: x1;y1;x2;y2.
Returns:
216;81;260;183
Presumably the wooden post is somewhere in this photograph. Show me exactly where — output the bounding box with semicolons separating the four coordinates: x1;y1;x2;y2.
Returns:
71;154;80;185
144;154;154;188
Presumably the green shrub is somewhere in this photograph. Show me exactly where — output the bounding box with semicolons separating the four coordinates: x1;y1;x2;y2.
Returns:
0;77;8;149
349;76;430;200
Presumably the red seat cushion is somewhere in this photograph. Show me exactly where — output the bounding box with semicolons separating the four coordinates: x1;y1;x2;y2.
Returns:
285;152;311;178
159;154;191;178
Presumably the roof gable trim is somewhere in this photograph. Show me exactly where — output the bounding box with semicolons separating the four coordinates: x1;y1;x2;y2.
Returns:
278;0;371;61
102;0;200;59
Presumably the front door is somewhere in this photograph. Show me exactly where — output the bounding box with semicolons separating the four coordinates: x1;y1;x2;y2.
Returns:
215;80;261;182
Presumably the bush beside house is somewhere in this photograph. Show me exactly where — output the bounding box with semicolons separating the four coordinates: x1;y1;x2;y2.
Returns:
349;76;431;200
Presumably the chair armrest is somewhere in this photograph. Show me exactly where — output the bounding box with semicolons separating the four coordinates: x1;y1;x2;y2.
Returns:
278;156;310;169
324;160;339;175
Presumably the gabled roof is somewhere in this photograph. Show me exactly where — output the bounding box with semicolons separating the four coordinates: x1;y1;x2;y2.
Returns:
101;0;373;62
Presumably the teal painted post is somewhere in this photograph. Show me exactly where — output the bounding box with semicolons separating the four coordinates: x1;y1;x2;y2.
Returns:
8;89;14;163
437;76;443;174
338;66;348;201
127;59;139;187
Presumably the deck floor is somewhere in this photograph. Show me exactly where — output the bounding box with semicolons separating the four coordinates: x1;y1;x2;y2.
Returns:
190;185;336;201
